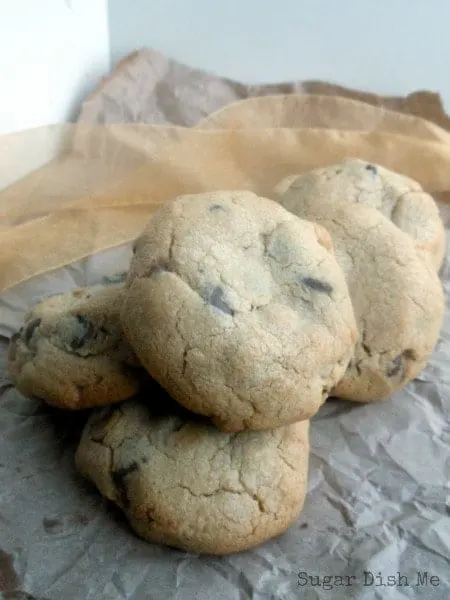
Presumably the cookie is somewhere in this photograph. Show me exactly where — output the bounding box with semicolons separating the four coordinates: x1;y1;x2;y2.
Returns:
75;391;310;555
274;158;446;270
7;283;145;409
121;190;357;431
277;184;445;402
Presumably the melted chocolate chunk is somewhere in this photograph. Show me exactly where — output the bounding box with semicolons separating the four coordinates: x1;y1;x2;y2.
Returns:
403;348;417;361
208;286;234;316
387;349;417;378
209;204;227;212
69;315;95;350
112;461;139;508
386;355;403;378
301;277;333;295
365;164;377;174
23;318;41;344
362;343;373;357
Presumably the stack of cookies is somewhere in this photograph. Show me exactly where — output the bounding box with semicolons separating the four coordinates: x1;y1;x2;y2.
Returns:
7;159;445;556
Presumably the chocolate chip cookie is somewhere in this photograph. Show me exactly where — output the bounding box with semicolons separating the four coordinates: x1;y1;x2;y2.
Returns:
75;391;310;555
7;284;145;409
275;158;446;270
121;190;357;431
277;184;445;402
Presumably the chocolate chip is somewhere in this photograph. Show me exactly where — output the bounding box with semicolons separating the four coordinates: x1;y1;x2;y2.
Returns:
112;462;139;508
386;355;403;378
23;318;41;344
69;315;95;350
207;286;234;316
301;277;333;295
366;164;377;174
362;343;373;357
403;348;417;361
387;349;416;378
209;204;227;212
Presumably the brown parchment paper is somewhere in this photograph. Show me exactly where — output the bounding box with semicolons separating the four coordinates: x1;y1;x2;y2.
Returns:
0;60;449;600
198;93;450;144
3;121;450;293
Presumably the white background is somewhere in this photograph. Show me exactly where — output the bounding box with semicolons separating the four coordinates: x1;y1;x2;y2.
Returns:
0;0;110;135
108;0;450;109
1;0;450;134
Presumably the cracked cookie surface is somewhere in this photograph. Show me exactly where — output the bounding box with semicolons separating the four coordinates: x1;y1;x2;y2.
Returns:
277;185;445;402
275;158;446;270
7;283;145;409
75;390;310;555
121;190;357;431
